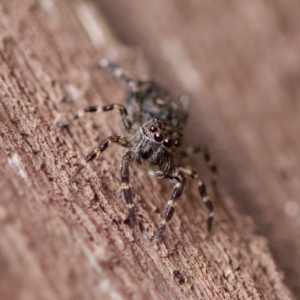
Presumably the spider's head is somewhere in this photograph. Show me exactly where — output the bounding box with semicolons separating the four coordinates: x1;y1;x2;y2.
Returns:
142;119;182;149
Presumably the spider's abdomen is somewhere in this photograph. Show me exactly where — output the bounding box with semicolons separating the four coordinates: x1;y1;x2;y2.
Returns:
127;82;187;129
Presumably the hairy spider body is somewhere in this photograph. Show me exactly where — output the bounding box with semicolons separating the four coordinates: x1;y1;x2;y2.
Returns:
126;81;187;129
58;59;215;243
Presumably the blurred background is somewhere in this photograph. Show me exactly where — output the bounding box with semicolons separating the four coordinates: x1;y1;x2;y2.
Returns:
94;0;300;296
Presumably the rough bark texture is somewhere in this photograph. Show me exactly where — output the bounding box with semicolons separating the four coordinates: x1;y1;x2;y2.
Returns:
0;0;297;299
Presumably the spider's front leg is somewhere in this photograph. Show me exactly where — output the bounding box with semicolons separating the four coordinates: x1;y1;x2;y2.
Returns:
154;171;186;243
70;136;131;181
120;151;136;225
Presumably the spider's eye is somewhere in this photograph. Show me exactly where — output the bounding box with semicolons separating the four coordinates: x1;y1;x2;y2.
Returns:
174;139;181;147
154;132;164;142
163;138;173;148
149;125;158;132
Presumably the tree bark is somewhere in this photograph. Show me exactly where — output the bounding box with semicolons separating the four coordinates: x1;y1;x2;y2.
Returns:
0;1;296;299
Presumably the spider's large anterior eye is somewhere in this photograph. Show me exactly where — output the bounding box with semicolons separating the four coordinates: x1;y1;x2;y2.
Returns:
163;138;173;147
149;125;158;132
154;132;164;142
174;139;181;147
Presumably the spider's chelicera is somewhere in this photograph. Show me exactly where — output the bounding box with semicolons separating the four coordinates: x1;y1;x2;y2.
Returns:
58;59;215;243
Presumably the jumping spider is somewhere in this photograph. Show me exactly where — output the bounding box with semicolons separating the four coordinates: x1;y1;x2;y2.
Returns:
58;59;215;243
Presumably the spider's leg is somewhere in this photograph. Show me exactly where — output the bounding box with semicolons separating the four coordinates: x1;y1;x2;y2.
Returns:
120;151;136;225
70;136;131;182
96;59;139;93
97;60;152;99
57;103;132;130
180;167;214;232
95;59;156;124
202;146;217;175
180;146;217;174
198;179;214;232
154;171;186;243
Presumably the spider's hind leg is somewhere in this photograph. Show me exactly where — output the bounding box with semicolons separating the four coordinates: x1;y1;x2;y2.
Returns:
95;58;153;92
95;59;140;93
92;59;156;125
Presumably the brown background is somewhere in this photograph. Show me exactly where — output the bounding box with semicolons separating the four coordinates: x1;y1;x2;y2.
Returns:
0;0;299;299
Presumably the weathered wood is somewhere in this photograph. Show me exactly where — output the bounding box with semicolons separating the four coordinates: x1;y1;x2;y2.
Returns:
0;0;296;299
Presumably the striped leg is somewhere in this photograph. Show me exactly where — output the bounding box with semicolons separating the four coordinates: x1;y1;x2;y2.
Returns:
183;146;217;174
70;136;131;182
199;148;217;223
57;103;132;130
202;147;218;174
94;59;153;94
198;180;214;232
154;172;186;243
120;151;136;225
96;59;139;93
180;168;214;233
92;59;153;124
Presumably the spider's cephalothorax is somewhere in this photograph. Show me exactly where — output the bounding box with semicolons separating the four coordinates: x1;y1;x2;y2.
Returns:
135;119;182;171
58;59;215;243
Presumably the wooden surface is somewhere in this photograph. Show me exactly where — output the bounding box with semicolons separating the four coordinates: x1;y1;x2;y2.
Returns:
0;0;297;299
